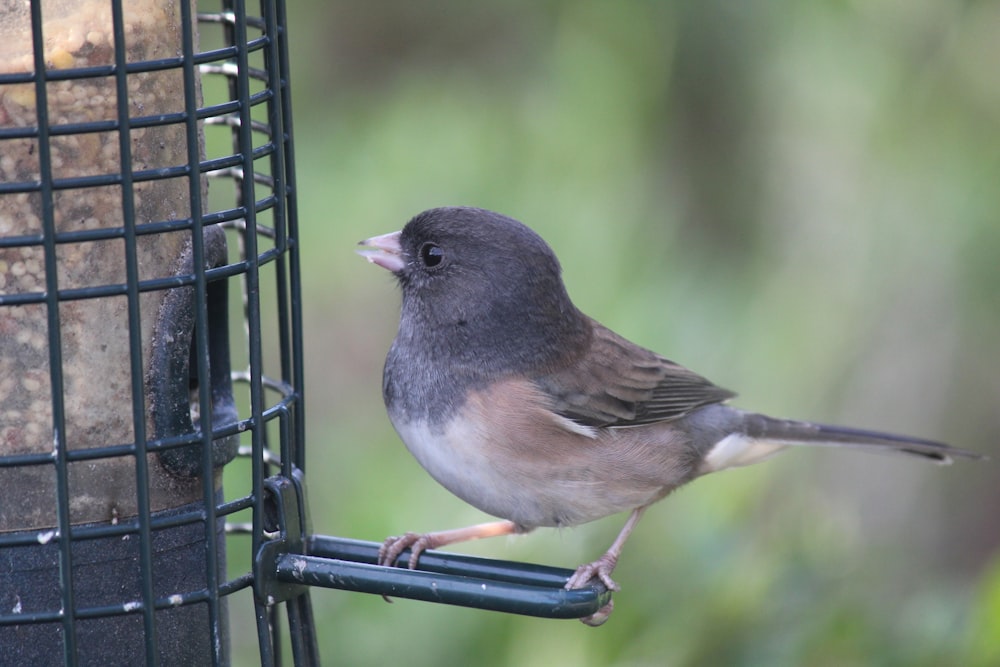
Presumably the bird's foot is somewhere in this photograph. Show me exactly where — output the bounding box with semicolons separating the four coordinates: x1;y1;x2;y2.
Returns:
566;554;619;626
565;552;621;592
377;532;434;604
377;532;431;569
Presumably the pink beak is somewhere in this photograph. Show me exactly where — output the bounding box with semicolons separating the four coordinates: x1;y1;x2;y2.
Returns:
356;230;406;273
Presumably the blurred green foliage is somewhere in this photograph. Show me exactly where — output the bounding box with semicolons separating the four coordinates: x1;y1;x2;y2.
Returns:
229;1;1000;665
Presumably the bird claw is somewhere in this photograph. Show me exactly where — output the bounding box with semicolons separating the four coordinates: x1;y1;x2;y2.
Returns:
579;599;614;627
565;552;621;592
378;532;433;604
566;555;619;626
377;532;431;568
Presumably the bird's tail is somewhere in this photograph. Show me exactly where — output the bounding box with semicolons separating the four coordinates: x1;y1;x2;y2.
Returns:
698;409;984;474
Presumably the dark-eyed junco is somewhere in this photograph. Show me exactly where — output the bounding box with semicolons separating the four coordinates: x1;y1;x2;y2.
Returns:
357;206;981;624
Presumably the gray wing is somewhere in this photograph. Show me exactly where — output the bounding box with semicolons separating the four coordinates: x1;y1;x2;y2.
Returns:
534;320;736;428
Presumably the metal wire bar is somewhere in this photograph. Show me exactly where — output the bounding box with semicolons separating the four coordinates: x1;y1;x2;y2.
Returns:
108;0;160;660
26;0;77;662
181;0;228;661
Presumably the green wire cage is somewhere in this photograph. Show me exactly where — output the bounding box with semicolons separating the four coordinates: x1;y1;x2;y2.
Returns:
0;1;608;664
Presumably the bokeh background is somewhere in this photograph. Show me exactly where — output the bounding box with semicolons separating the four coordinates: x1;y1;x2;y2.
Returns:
233;1;1000;665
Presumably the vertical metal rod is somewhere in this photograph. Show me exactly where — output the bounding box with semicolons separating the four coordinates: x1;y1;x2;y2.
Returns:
229;0;275;662
261;0;294;474
28;0;77;663
263;0;314;659
273;0;307;473
109;0;159;662
180;1;227;664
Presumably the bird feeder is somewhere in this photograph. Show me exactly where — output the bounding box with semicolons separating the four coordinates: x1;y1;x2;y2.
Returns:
0;1;609;664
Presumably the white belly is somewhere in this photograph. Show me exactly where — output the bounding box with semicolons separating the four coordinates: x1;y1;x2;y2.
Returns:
389;411;683;529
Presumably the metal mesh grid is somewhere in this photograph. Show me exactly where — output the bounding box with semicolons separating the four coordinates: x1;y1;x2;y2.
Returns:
0;0;305;664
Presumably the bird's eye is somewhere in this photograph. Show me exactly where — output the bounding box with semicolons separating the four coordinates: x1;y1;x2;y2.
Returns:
419;242;444;268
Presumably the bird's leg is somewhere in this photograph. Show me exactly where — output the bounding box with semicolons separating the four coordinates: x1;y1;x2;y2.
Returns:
565;506;647;592
565;506;647;626
378;519;520;569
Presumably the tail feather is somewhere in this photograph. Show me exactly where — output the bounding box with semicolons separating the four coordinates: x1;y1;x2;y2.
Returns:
742;413;984;464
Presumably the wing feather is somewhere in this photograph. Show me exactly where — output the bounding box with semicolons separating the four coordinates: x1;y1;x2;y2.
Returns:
534;320;735;427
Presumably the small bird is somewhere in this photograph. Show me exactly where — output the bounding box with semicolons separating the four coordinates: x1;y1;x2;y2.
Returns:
357;206;981;624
